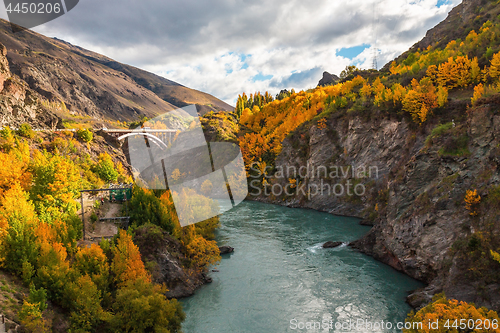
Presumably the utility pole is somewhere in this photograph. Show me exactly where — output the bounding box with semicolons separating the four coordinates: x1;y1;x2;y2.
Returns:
81;194;85;240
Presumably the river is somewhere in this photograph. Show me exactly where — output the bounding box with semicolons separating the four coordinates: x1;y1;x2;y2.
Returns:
181;201;423;332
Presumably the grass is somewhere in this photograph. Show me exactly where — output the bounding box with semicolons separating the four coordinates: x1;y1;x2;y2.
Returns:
425;122;454;146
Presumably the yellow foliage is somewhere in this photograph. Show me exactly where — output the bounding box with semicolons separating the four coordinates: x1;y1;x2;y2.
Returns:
404;294;500;333
490;250;500;264
112;230;150;286
437;86;448;108
464;189;481;216
472;83;485;106
360;83;372;99
437;56;474;88
181;225;220;269
0;144;31;196
490;52;500;80
0;182;38;265
402;78;438;124
200;179;213;196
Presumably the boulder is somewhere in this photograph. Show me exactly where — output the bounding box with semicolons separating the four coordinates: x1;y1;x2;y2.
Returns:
323;241;343;248
219;246;234;254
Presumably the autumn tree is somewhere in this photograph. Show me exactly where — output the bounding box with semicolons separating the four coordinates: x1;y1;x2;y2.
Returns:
0;126;16;151
181;225;220;270
74;243;110;293
402;78;438;124
34;223;72;301
17;123;35;139
404;294;500;333
489;52;500;80
18;285;50;333
0;142;31;196
200;179;213;196
0;182;39;273
30;150;81;221
340;65;359;80
128;187;176;234
93;153;119;183
109;277;185;333
76;128;93;143
472;83;485;105
437;56;477;88
112;230;150;286
64;275;110;332
465;189;481;216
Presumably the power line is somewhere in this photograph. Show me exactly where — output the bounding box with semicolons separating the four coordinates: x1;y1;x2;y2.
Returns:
372;0;380;70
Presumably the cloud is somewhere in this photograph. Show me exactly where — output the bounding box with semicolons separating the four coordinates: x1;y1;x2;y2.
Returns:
0;0;462;105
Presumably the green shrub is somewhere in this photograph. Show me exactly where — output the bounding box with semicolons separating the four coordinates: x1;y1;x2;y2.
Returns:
128;187;175;234
93;153;119;183
17;123;35;139
77;129;93;143
425;122;453;146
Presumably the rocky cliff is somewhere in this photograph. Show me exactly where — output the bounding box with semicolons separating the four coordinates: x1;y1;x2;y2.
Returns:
133;224;211;299
252;96;500;310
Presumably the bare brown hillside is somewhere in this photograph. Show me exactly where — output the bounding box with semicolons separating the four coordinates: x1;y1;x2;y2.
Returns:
0;19;233;125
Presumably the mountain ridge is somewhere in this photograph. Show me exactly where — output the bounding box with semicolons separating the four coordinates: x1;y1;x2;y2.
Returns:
0;19;233;127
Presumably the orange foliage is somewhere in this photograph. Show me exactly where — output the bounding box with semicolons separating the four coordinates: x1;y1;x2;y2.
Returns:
437;56;477;88
404;295;500;333
472;83;485;106
317;118;327;130
465;189;481;216
181;225;220;269
112;230;150;286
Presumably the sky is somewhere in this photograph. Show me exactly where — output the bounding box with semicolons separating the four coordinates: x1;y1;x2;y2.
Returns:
1;0;462;106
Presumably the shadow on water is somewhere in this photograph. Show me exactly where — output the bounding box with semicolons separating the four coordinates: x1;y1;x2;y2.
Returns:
181;201;423;333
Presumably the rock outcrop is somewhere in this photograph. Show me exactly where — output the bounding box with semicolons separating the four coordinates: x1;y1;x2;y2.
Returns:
317;71;339;87
133;224;211;299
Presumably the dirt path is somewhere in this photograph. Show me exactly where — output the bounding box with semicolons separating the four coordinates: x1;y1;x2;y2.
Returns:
78;193;124;244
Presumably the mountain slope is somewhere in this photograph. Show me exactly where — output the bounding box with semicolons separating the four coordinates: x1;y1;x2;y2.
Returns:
384;0;500;71
0;19;232;125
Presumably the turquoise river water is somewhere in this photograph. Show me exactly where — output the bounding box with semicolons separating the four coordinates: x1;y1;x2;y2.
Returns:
181;201;423;332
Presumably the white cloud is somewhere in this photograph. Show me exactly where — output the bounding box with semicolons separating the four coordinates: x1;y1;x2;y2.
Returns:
2;0;461;105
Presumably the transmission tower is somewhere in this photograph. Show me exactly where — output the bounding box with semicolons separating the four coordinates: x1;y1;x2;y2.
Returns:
372;48;378;71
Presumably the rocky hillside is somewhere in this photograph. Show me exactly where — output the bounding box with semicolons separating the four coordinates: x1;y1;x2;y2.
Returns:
240;0;500;312
0;41;60;128
0;18;232;127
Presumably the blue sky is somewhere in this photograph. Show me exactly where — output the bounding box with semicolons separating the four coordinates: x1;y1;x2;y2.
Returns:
1;0;462;106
